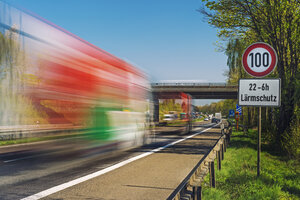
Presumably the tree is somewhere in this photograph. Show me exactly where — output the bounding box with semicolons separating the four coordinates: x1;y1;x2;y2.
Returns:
200;0;300;157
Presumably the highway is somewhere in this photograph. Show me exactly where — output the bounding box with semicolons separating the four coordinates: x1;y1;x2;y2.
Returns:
0;121;222;200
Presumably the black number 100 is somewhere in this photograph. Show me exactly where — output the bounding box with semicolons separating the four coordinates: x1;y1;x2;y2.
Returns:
249;52;269;67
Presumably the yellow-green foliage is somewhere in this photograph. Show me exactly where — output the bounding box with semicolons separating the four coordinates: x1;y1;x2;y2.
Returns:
282;106;300;159
201;0;300;157
197;99;237;117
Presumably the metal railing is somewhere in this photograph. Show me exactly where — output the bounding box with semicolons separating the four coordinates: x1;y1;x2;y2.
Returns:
167;125;232;200
0;125;85;141
151;82;237;87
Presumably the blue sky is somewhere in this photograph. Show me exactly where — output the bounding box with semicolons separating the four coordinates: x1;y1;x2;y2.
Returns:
6;0;227;105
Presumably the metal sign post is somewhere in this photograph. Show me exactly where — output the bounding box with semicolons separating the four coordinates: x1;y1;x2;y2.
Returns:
235;111;239;131
256;92;261;176
241;42;279;177
239;79;280;177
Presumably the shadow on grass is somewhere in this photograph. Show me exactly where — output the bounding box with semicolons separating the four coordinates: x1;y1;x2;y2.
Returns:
223;172;256;185
230;132;282;157
229;133;257;150
282;186;300;198
259;173;300;198
261;142;287;158
229;139;257;150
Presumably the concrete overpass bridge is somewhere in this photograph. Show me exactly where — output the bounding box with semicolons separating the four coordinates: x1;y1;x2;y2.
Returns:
151;82;238;122
151;82;238;99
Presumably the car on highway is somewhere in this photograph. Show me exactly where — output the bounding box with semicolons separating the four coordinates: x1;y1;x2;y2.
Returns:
211;118;221;123
163;114;176;121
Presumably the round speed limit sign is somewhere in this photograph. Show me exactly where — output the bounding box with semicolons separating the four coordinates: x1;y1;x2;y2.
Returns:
242;42;277;77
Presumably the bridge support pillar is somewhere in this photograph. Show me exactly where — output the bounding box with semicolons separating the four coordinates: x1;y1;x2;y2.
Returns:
153;94;159;123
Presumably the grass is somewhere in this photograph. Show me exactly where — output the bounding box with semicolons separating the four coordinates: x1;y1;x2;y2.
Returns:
202;129;300;200
192;118;204;122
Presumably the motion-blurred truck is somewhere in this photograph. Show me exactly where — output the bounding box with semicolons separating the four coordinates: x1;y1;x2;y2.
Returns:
159;93;192;133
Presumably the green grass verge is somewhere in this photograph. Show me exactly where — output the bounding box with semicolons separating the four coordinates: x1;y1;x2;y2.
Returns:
193;118;204;122
202;129;300;200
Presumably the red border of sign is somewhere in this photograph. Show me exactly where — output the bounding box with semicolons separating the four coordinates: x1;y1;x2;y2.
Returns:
242;42;277;77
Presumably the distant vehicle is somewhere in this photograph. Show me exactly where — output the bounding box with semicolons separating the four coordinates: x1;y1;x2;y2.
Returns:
163;114;177;122
211;118;220;123
212;112;222;123
215;113;222;119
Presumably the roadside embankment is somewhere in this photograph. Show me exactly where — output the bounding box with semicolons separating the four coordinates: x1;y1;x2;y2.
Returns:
202;129;300;200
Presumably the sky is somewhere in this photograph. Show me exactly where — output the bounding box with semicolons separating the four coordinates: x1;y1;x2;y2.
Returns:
6;0;228;105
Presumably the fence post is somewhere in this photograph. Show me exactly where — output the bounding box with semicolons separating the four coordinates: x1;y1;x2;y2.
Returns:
195;186;202;200
217;150;221;170
221;143;224;160
209;161;216;188
193;187;196;200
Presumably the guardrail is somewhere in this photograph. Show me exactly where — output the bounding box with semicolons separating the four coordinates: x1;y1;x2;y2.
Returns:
0;125;85;141
167;125;232;200
151;82;237;87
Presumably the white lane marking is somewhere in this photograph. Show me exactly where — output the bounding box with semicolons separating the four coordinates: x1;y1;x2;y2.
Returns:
21;124;218;200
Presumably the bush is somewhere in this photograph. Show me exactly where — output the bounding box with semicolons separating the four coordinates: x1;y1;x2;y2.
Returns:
282;108;300;159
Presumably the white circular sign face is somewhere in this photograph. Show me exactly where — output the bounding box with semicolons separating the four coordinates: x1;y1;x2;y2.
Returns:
242;43;277;77
246;48;272;73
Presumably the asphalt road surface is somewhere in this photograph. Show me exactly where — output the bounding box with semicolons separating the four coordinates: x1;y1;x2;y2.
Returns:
0;121;221;200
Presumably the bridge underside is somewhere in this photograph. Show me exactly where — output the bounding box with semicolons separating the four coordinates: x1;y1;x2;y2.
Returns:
185;92;237;99
153;92;237;99
151;83;238;122
152;84;238;99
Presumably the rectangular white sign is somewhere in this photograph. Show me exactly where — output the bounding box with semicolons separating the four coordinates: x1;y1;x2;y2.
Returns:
238;79;281;107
